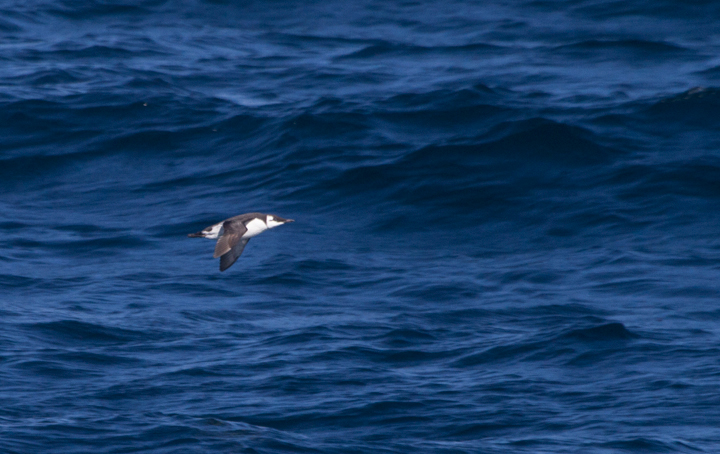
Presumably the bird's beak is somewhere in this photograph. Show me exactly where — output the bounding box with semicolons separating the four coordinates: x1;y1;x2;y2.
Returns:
285;219;295;223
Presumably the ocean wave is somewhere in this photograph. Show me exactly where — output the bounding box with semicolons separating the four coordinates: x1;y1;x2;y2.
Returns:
554;39;690;55
336;41;502;60
26;320;148;344
562;322;638;342
646;86;720;128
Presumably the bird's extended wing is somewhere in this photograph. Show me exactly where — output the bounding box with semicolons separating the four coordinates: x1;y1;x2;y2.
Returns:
213;220;248;258
219;238;249;272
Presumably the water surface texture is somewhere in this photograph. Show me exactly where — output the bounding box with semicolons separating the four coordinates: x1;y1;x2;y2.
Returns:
2;1;720;453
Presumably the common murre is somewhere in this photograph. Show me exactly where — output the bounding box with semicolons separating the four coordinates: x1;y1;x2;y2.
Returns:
188;212;294;271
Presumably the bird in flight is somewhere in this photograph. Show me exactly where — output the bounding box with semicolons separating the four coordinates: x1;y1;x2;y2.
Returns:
188;212;294;271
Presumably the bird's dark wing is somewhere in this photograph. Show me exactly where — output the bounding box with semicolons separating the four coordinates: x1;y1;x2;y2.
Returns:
213;233;237;258
213;220;248;258
219;238;249;272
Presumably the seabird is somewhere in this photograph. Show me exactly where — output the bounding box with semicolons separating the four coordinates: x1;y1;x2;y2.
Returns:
188;212;294;271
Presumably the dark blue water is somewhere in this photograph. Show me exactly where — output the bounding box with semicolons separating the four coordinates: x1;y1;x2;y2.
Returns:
2;1;720;452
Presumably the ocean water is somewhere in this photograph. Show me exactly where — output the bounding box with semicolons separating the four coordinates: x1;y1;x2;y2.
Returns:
2;1;720;452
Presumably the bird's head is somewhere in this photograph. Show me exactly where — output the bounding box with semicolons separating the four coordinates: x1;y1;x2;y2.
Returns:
266;214;294;229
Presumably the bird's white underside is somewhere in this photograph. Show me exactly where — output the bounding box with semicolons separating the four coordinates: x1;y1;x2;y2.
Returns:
243;217;269;238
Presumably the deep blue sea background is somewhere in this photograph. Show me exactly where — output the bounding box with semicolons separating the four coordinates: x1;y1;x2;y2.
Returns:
2;1;720;452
